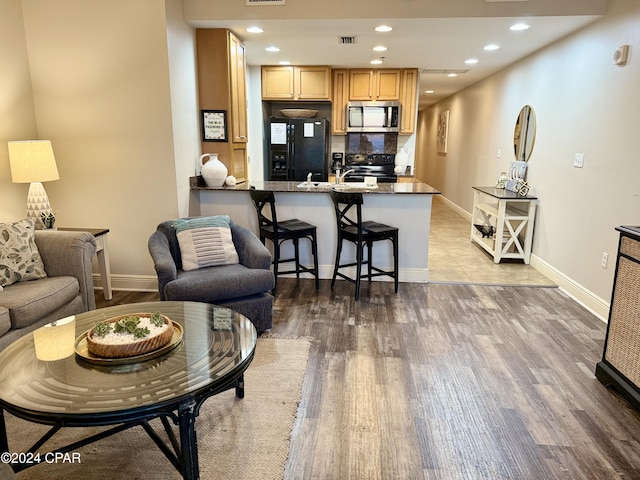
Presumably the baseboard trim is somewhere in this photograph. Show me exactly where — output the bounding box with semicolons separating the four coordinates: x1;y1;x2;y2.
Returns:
93;273;158;293
93;265;429;294
529;255;609;322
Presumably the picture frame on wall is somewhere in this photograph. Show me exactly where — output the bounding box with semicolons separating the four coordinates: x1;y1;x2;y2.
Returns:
437;110;449;154
201;110;227;142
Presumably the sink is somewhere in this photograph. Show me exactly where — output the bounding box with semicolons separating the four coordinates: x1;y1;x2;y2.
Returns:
296;182;332;189
332;183;379;190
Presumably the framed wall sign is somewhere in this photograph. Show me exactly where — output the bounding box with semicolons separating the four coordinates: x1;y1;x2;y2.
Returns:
201;110;227;142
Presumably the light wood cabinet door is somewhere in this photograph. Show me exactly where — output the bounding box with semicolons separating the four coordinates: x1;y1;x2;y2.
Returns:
331;69;349;135
349;70;375;100
376;69;401;100
349;69;401;101
295;66;331;100
400;68;419;135
261;66;294;100
229;32;247;143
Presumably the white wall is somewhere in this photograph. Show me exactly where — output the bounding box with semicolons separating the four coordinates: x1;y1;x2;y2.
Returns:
165;0;200;218
417;0;640;316
13;0;188;288
0;0;38;221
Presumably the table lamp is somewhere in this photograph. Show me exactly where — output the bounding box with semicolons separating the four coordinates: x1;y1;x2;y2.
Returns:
8;140;60;229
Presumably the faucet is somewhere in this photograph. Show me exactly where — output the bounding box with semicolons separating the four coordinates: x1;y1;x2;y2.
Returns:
307;172;313;185
335;169;354;184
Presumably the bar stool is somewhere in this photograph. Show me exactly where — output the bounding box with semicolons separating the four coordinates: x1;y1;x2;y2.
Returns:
329;190;399;300
249;189;319;292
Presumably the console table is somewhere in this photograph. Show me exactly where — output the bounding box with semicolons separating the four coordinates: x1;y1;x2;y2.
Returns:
58;228;112;300
470;186;537;264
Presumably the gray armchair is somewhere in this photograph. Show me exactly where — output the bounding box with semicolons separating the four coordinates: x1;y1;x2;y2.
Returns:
148;219;275;332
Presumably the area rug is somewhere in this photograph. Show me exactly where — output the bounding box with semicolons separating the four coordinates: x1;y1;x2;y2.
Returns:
6;338;310;480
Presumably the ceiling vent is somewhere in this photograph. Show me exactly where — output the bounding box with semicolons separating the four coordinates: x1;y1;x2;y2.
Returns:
246;0;285;5
339;36;358;45
421;69;469;75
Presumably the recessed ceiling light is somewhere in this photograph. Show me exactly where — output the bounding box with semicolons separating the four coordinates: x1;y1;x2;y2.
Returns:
279;60;291;65
370;59;384;65
447;73;458;77
483;44;500;51
465;58;479;64
246;26;264;33
265;46;280;52
375;25;393;33
373;45;388;52
425;90;435;94
509;23;530;31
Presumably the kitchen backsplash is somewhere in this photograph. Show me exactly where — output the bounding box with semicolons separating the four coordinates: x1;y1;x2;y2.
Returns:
345;133;398;154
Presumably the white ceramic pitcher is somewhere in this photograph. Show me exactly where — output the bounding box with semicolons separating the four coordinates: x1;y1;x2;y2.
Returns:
199;153;228;187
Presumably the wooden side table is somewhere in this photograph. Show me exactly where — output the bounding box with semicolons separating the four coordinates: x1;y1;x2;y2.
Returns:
58;228;112;300
470;186;537;264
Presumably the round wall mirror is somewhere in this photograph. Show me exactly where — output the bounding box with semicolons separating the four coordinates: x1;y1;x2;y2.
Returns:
513;105;536;162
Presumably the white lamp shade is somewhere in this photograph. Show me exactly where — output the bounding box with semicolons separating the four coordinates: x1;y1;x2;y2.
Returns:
33;316;76;361
8;140;60;183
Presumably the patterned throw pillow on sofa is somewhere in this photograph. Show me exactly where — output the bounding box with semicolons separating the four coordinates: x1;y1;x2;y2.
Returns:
173;215;239;271
0;218;47;288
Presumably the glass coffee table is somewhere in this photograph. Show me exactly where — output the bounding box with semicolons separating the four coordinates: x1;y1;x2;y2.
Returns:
0;301;257;480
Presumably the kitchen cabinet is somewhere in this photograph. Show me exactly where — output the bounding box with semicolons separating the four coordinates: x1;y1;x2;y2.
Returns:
470;186;537;264
331;69;349;135
399;68;419;135
349;69;401;101
261;65;331;101
196;28;248;182
596;226;640;412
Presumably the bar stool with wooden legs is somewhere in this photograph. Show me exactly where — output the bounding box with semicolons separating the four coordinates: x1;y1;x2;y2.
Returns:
329;189;399;300
249;189;319;293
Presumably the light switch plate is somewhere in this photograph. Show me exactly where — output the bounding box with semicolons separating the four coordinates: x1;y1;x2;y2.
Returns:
574;153;585;168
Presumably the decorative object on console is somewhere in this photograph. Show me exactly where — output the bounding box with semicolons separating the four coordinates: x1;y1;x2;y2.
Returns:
225;175;237;186
8;140;60;229
496;171;508;189
199;153;228;187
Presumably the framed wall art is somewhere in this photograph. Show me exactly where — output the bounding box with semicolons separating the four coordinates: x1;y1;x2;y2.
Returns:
201;110;227;142
437;110;449;154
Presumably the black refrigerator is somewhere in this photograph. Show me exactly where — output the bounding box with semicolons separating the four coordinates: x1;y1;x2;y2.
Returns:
266;117;329;182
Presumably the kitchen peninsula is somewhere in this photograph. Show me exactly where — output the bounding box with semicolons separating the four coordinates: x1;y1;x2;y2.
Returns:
189;178;440;283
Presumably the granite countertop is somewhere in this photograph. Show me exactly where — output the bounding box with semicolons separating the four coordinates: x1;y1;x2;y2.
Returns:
190;177;440;195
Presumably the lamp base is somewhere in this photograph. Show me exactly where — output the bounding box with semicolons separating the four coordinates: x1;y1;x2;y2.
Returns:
26;182;53;229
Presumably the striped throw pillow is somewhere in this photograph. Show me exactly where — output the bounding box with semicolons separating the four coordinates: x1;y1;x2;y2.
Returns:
173;216;239;271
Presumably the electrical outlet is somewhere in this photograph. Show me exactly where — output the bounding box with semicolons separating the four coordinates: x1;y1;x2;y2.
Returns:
601;252;609;268
496;148;501;158
574;153;585;168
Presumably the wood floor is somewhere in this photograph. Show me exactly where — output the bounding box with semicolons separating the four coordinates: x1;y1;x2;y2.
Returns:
96;281;640;480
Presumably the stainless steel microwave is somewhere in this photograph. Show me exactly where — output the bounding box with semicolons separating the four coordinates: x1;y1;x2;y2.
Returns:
346;101;401;133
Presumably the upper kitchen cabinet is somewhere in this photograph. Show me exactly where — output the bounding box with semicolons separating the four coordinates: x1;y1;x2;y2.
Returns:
349;69;401;101
261;66;332;101
399;68;419;135
331;69;349;135
196;29;248;183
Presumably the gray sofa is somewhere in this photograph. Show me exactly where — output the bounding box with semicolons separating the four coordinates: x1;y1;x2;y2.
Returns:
148;220;275;333
0;230;96;351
